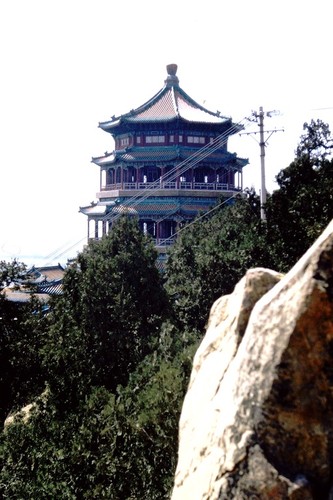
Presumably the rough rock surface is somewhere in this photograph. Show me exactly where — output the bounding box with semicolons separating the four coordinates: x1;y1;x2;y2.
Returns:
172;219;333;500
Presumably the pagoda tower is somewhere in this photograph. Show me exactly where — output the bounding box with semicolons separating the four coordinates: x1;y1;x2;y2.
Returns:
80;64;248;254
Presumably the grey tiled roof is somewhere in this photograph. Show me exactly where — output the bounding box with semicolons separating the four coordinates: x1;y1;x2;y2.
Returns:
100;86;230;128
99;66;234;130
37;281;63;295
108;199;217;217
92;147;247;167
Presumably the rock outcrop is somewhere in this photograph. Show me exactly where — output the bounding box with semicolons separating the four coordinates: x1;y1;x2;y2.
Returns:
172;219;333;499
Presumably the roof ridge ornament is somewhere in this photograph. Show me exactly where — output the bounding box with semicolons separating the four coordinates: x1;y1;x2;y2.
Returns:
165;63;179;87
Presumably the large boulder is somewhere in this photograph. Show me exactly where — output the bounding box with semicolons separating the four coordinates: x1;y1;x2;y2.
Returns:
172;219;333;499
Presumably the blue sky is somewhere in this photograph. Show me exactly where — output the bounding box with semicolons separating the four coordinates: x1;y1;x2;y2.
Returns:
1;0;332;266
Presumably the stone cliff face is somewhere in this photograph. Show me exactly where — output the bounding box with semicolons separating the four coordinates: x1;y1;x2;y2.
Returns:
172;219;333;500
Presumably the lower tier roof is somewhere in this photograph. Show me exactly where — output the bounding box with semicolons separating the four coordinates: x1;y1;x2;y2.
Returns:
80;192;238;219
92;146;248;169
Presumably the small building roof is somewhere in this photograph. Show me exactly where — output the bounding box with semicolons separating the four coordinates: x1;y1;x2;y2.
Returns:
34;264;65;282
2;288;51;303
1;264;65;304
99;64;235;131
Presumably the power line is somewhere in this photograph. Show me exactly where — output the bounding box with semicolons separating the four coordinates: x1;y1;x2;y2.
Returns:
160;191;241;244
39;115;254;265
97;117;251;224
40;105;333;264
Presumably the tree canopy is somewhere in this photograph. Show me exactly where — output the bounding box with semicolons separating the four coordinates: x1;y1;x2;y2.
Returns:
1;119;333;498
42;216;171;403
266;119;333;270
0;259;27;289
165;192;271;331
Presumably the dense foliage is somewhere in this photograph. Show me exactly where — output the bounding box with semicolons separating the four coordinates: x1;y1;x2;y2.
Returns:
43;217;171;405
0;295;47;423
0;259;27;289
0;120;332;498
165;191;271;332
265;119;333;271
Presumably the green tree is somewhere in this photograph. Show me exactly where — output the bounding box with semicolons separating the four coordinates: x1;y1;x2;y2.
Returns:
42;215;170;402
109;320;200;499
0;259;27;289
0;218;181;499
0;321;198;500
266;119;333;271
0;295;47;423
165;193;270;332
0;388;118;499
296;118;333;161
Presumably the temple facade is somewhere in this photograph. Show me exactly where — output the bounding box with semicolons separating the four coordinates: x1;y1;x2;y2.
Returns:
80;64;248;253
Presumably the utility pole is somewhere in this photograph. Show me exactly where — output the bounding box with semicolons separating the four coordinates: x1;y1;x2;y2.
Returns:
258;107;266;220
240;108;284;221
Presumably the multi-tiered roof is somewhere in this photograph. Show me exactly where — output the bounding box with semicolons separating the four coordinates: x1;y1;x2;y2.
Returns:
80;65;248;248
92;64;245;170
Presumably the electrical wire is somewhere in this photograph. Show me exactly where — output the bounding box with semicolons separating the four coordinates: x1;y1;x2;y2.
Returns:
42;115;253;265
39;105;333;264
159;191;241;245
97;116;251;223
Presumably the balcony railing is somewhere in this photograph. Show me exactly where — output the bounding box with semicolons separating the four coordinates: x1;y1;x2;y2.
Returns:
152;238;176;247
102;182;238;192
